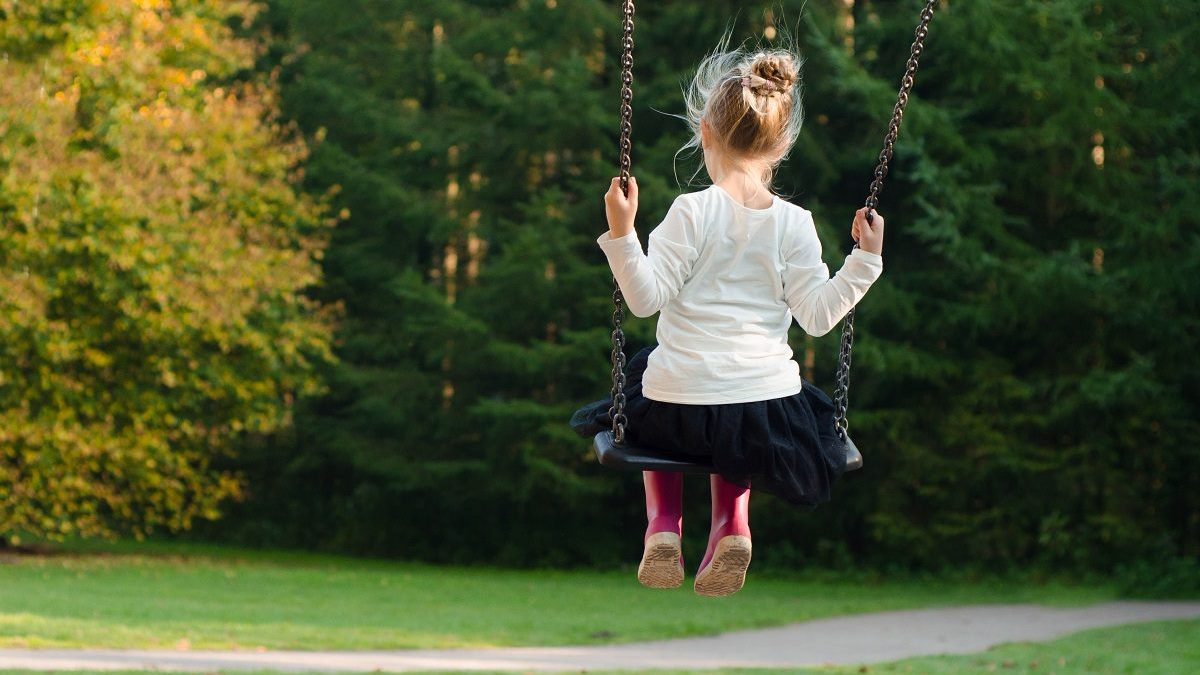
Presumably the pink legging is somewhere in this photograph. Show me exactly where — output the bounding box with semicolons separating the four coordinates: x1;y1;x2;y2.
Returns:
643;471;750;571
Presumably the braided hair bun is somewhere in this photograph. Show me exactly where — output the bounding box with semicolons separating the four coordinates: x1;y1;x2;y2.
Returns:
745;54;798;98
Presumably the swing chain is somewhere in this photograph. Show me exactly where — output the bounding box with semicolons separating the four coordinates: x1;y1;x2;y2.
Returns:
833;0;937;436
609;286;628;443
833;307;856;434
617;0;635;194
609;0;635;444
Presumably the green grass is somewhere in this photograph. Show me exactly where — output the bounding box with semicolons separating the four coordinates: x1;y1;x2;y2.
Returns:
0;539;1118;651
823;617;1200;674
0;619;1196;674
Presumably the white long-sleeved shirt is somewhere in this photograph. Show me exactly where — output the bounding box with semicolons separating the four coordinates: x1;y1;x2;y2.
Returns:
596;184;883;405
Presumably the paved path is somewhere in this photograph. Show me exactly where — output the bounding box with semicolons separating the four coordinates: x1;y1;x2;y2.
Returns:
2;602;1198;672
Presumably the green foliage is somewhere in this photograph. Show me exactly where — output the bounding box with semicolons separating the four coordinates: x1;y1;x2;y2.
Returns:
1116;557;1200;599
213;0;1197;573
216;0;631;565
0;0;334;541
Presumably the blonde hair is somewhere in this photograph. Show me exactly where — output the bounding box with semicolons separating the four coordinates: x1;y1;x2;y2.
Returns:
677;34;804;186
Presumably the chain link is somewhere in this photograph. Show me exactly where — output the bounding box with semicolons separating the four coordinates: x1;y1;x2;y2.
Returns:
833;0;937;436
608;0;635;444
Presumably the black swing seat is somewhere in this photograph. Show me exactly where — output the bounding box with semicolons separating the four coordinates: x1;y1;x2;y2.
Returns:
592;430;864;474
592;430;718;474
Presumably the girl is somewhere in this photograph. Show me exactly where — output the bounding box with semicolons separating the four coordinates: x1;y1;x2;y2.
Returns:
574;44;884;597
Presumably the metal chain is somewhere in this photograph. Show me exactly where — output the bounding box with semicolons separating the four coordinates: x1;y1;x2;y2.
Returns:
617;0;634;196
833;0;937;437
608;0;635;444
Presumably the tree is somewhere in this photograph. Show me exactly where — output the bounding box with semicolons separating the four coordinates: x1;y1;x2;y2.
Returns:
0;0;334;542
751;0;1199;572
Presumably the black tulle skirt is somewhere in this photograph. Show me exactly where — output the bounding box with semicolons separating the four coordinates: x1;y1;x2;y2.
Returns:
570;345;847;509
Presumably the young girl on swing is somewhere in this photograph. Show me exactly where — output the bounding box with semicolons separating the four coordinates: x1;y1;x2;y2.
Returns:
574;43;885;597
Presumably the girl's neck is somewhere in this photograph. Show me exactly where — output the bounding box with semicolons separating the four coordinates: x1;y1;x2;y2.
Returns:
705;154;772;207
710;169;773;210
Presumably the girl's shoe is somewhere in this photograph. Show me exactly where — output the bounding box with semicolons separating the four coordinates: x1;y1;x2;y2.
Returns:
695;475;752;597
637;531;684;589
693;534;752;597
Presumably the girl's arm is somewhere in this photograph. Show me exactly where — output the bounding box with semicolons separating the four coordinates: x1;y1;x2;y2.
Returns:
783;208;884;336
597;178;700;318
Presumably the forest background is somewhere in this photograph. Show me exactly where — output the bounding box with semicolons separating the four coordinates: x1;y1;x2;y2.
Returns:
1;0;1196;585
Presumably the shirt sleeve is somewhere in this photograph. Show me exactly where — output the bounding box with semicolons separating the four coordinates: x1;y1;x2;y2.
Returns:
596;195;700;318
782;213;883;337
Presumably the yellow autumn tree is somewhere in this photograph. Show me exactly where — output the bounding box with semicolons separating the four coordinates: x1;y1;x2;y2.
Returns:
0;0;334;542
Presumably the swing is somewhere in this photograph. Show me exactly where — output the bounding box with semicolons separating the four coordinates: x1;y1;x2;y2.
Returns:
594;0;937;474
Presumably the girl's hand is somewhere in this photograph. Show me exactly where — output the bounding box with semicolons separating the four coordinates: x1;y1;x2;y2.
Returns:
604;176;638;238
852;207;885;255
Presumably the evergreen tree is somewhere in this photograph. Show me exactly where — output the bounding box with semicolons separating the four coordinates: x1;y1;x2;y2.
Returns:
228;0;633;564
749;0;1199;571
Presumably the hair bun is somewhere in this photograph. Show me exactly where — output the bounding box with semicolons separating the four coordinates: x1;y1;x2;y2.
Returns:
747;54;797;96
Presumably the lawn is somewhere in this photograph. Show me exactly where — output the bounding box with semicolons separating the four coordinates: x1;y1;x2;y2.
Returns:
0;539;1119;651
0;619;1196;673
823;616;1200;674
